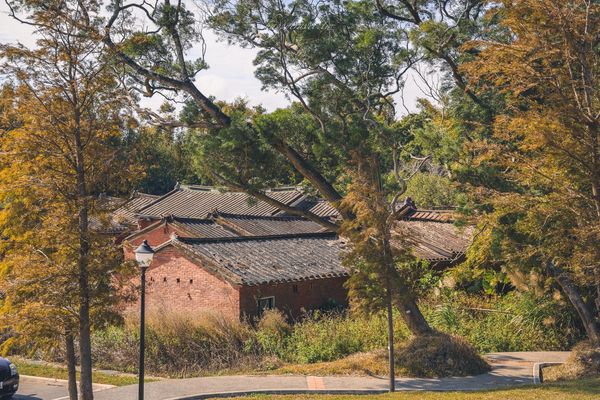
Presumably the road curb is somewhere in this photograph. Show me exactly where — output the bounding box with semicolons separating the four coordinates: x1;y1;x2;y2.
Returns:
532;362;564;384
163;389;390;400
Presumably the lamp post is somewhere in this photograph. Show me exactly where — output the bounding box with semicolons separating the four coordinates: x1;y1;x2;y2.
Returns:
134;240;155;400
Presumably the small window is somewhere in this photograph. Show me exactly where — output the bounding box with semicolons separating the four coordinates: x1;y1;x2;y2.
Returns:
163;277;167;283
257;296;275;316
189;279;194;284
176;278;180;284
292;285;298;294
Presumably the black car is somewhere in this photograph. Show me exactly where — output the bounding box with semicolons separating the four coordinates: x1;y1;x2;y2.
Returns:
0;357;18;399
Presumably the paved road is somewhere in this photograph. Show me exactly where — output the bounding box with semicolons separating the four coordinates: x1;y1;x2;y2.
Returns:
13;352;569;400
14;376;112;400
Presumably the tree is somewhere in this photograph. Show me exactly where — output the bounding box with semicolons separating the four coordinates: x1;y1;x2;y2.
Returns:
9;0;493;387
0;4;137;398
462;0;600;344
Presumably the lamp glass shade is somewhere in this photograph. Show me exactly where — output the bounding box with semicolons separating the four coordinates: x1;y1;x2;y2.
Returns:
134;240;155;267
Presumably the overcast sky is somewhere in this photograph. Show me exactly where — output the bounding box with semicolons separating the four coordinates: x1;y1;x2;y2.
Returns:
0;3;424;114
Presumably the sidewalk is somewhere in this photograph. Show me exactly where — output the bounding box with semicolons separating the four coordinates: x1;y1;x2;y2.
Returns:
88;352;569;400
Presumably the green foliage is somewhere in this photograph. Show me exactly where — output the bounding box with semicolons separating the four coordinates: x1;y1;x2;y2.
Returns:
190;100;296;188
404;173;460;209
124;125;202;194
281;311;407;363
426;291;582;353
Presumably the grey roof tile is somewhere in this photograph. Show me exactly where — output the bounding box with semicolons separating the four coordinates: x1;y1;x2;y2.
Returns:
175;233;347;285
137;186;305;218
173;217;239;238
215;213;328;236
392;220;473;262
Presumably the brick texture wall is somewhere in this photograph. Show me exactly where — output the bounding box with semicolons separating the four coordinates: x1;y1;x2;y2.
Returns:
239;277;348;320
123;221;184;260
125;246;242;319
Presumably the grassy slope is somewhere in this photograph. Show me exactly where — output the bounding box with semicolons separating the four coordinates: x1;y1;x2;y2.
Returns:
11;357;154;386
210;378;600;400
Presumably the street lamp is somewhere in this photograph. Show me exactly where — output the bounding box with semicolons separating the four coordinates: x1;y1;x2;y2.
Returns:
134;240;154;400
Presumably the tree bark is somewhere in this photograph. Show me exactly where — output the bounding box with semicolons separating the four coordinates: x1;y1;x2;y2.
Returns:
75;116;94;400
394;295;432;335
547;261;600;345
65;334;78;400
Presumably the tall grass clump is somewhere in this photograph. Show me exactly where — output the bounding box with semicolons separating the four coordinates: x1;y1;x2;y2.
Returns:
282;310;409;363
92;311;260;377
426;291;582;352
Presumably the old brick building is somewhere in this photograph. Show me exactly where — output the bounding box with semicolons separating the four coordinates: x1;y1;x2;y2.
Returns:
116;184;472;320
125;233;348;320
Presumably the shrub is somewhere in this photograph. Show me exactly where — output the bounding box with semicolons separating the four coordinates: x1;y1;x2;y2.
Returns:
544;340;600;382
396;332;491;378
425;291;582;352
255;310;290;357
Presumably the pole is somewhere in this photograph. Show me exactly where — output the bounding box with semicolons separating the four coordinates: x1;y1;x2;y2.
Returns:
139;266;147;400
386;272;395;392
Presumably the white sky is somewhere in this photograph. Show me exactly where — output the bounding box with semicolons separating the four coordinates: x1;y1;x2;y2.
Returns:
0;3;424;114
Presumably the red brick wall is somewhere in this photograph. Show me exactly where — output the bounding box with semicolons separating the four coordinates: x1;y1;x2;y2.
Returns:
123;222;185;260
239;277;348;321
125;246;241;319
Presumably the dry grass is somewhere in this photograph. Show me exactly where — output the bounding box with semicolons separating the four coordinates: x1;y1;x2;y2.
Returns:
275;333;490;378
276;350;389;377
395;332;490;378
544;341;600;382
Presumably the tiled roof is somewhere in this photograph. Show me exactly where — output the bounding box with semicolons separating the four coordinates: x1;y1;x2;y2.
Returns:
392;220;473;262
137;185;305;218
402;208;456;222
92;193;159;233
214;213;328;236
288;197;340;218
173;217;238;238
112;193;160;226
174;233;347;286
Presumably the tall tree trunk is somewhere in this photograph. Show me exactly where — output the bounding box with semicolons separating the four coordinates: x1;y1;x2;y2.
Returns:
382;238;432;336
547;261;600;345
75;120;94;400
393;295;432;335
588;122;600;333
65;334;78;400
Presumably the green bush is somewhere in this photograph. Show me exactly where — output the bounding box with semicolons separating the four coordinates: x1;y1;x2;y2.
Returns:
426;291;582;352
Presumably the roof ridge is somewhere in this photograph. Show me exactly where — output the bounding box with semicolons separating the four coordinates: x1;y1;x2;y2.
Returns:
414;208;456;212
176;231;337;244
214;212;312;221
135;187;181;213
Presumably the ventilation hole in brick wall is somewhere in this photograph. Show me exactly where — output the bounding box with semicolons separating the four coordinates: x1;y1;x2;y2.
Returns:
150;277;154;282
189;279;193;284
163;277;167;283
177;278;180;284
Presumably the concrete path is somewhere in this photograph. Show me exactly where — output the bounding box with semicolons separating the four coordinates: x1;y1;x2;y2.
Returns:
15;352;569;400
